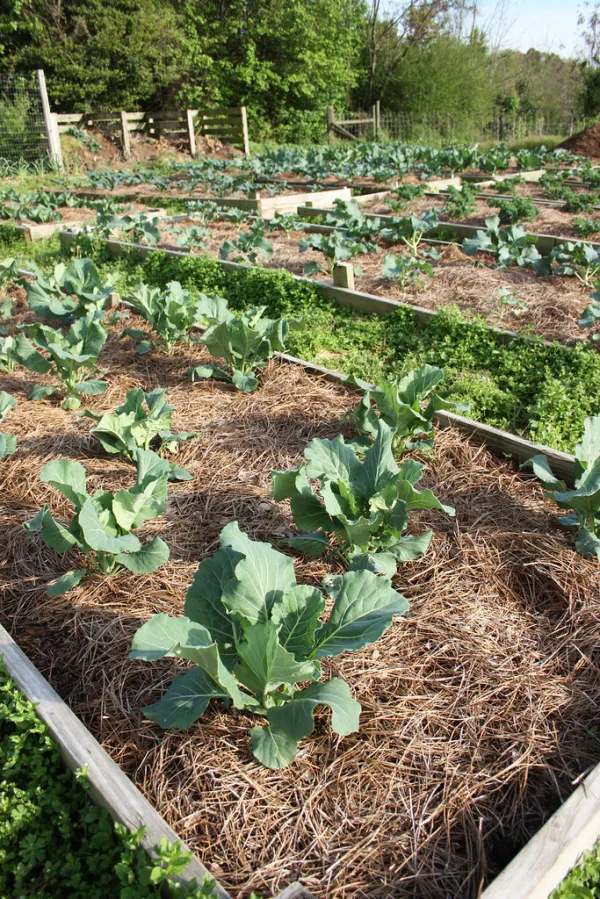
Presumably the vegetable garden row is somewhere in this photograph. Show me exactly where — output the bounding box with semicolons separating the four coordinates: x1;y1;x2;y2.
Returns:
1;144;600;898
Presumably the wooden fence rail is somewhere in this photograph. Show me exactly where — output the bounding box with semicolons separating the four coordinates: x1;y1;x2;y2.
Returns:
54;106;250;158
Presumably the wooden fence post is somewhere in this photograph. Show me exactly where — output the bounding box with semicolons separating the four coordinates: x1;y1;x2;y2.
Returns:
186;109;197;158
120;111;131;160
375;100;381;138
372;104;377;139
240;106;250;156
36;69;63;170
332;262;355;290
327;105;335;144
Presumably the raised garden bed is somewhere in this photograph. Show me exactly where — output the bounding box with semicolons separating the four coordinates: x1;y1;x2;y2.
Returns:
1;318;598;898
60;216;595;348
53;232;600;454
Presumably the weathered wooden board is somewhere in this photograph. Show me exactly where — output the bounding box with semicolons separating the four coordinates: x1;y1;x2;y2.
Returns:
480;761;600;899
0;623;231;898
273;884;316;899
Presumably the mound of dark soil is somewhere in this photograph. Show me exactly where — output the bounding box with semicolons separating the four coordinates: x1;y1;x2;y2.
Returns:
558;122;600;158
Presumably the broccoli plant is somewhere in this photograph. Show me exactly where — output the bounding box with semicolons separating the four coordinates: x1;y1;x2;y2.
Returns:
25;450;171;595
24;258;115;325
130;521;408;768
189;300;302;392
300;231;375;276
381;248;440;288
263;212;302;238
560;189;599;214
272;419;454;576
488;196;540;225
379;211;439;254
18;311;108;409
122;280;207;354
342;365;467;454
170;225;211;251
490;176;525;194
82;388;197;480
462;216;548;272
0;391;17;458
100;213;161;245
219;225;273;265
522;416;600;560
324;200;382;241
549;242;600;287
579;280;600;332
0;335;25;372
386;183;426;212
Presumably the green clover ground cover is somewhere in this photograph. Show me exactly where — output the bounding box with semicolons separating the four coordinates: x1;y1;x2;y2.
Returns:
0;659;215;898
551;842;600;898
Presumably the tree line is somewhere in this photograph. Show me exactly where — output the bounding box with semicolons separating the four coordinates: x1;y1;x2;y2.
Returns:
0;0;594;143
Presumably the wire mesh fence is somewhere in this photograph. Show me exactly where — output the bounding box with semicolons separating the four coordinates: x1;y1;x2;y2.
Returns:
0;72;50;166
332;109;586;145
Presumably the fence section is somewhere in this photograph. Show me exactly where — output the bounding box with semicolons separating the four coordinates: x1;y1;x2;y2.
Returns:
327;108;586;145
0;71;50;167
55;106;249;159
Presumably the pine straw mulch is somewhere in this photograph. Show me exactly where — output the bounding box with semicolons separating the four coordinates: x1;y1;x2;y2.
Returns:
152;219;591;344
1;335;600;899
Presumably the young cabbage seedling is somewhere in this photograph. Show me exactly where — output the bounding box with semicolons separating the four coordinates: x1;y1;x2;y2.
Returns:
24;258;115;325
82;387;197;480
381;248;440;288
219;224;273;265
272;419;454;576
0;391;17;458
189;298;302;392
130;521;409;768
25;449;171;595
462;215;548;273
521;416;600;560
342;364;467;454
122;280;208;355
98;213;161;245
18;311;108;409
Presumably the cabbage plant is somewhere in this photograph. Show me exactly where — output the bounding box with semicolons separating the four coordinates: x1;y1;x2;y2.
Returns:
82;387;197;480
0;391;16;458
272;419;454;576
24;259;115;325
130;521;408;768
122;280;208;354
522;416;600;561
25;449;171;595
189;301;302;392
343;365;466;454
18;311;108;409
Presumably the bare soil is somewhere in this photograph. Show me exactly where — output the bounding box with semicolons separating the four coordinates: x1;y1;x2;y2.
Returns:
558;122;600;159
1;319;599;899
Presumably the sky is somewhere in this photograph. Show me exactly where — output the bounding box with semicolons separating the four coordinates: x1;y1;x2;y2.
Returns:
478;0;582;57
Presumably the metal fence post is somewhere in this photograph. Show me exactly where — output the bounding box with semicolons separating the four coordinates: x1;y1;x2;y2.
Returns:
327;105;335;143
36;69;63;169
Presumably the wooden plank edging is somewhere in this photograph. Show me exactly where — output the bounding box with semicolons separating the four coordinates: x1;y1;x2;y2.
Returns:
0;622;231;898
480;761;600;898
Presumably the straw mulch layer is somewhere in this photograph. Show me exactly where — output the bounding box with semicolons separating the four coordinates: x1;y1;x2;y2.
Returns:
1;333;599;899
152;218;590;343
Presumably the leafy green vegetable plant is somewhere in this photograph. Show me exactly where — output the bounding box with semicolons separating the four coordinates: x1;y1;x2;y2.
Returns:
219;225;273;265
0;390;16;457
122;280;207;354
381;248;440;288
24;258;115;325
263;212;302;237
386;183;425;211
25;450;171;594
462;215;547;272
572;216;600;238
18;311;108;409
550;242;600;286
170;225;212;251
300;231;376;276
443;184;477;219
522;415;600;560
550;839;600;898
130;521;409;768
82;387;197;480
342;365;466;454
189;300;302;392
272;419;454;575
0;334;22;372
100;213;161;245
379;210;439;254
488;196;540;224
